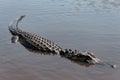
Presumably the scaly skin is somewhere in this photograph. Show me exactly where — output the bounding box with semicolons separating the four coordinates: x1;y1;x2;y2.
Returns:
9;26;62;54
8;16;100;64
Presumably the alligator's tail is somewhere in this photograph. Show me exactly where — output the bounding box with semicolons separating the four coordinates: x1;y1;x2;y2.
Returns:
8;15;25;29
8;15;25;35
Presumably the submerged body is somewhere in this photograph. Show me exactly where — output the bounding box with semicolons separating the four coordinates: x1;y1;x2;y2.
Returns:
8;16;100;64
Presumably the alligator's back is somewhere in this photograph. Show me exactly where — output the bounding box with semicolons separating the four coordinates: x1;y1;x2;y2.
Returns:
22;31;62;53
8;16;62;54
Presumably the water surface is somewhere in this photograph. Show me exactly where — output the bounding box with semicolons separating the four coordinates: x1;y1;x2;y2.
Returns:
0;0;120;80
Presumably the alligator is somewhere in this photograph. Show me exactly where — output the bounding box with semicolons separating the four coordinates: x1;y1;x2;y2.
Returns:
8;16;100;64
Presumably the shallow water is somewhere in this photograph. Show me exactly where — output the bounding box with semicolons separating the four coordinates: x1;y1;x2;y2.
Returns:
0;0;120;80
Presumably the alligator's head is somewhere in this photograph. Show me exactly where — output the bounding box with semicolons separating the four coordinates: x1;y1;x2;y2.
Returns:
85;52;100;64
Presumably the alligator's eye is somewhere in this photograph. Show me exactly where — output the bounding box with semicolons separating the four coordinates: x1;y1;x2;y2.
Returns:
11;35;19;43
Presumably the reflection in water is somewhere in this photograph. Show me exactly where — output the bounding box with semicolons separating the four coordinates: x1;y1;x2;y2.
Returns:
13;37;92;67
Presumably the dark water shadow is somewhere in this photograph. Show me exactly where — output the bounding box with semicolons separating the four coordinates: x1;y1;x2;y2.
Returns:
62;57;92;67
19;38;57;55
12;37;92;67
13;37;116;68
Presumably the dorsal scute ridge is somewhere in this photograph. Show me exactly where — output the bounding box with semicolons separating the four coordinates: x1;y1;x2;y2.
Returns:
19;31;62;53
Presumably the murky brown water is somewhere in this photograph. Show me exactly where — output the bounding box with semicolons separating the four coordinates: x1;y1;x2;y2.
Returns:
0;0;120;80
